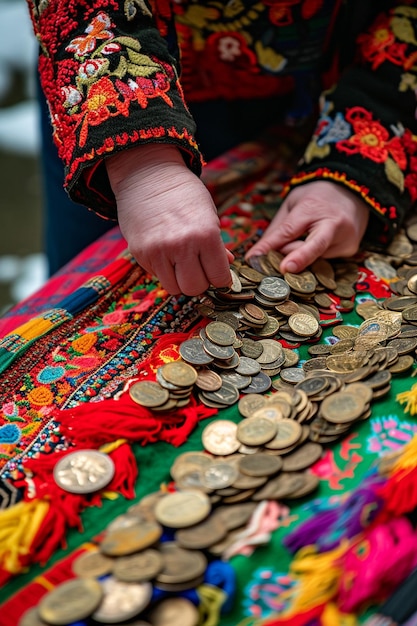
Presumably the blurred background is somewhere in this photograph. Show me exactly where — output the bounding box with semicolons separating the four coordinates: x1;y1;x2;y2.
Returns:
0;0;46;316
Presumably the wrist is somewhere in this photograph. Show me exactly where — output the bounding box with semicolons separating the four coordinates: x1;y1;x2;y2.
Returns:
106;144;187;192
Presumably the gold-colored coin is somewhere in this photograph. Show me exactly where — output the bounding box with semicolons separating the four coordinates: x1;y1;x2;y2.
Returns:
147;597;200;626
284;270;317;294
205;321;237;346
320;391;365;424
129;381;170;407
288;313;319;337
159;361;198;387
72;549;114;579
154;490;211;528
38;579;103;625
264;419;302;450
113;549;163;582
156;542;207;584
236;417;278;446
238;452;283;477
100;521;162;556
175;514;227;550
237;393;266;418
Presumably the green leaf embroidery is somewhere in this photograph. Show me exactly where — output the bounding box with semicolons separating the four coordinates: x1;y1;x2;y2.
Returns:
385;156;405;192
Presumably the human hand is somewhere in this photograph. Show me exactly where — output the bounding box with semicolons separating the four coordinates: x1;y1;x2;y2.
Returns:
106;144;233;296
246;181;370;273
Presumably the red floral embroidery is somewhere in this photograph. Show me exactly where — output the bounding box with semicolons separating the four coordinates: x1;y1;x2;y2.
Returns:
65;12;114;57
77;77;130;147
336;107;406;167
357;13;408;70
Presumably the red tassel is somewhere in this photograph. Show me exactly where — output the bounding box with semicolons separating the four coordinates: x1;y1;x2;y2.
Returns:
13;444;138;568
260;604;326;625
377;466;417;520
58;392;217;449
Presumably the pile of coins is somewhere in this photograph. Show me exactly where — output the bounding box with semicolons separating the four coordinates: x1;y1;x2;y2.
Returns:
129;250;417;449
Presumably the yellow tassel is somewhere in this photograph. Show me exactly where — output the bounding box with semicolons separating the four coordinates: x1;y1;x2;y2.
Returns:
197;584;227;626
397;383;417;415
0;499;49;574
388;433;417;475
280;542;349;615
321;603;358;626
99;439;127;454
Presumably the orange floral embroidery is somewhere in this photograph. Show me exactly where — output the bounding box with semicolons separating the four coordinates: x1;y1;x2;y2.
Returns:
27;387;54;407
77;77;130;147
71;333;98;354
66;12;114;57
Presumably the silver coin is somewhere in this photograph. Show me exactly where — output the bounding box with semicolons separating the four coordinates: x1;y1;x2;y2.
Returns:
53;450;115;494
235;356;261;376
201;462;239;489
179;338;214;365
92;577;152;623
258;276;290;301
241;371;272;394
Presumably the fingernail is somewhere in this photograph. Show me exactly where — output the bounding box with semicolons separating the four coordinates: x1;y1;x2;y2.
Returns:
285;261;298;273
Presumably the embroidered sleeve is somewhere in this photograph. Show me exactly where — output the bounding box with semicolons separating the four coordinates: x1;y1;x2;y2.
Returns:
27;0;202;218
286;3;417;247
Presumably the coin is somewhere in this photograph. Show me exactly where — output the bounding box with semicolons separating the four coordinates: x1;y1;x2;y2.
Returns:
195;368;222;391
288;313;319;337
38;578;103;625
237;393;266;418
147;597;200;626
281;442;323;471
205;321;237;346
241;371;272;394
264;419;302;450
18;609;48;626
175;514;227;549
320;391;365;424
113;549;163;582
252;472;306;501
100;520;162;556
92;577;152;624
156;542;207;584
154;490;211;528
129;381;170;407
179;338;214;365
214;502;258;530
236;417;278;446
53;450;115;495
201;461;239;489
72;549;114;579
238;452;283;477
202;420;240;455
159;361;198;387
258;276;290;300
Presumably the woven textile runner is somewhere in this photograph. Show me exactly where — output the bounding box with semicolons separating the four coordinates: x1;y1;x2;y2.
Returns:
0;131;416;625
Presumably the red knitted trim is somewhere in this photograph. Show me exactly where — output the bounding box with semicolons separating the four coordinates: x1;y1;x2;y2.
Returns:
285;168;397;220
66;125;202;185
